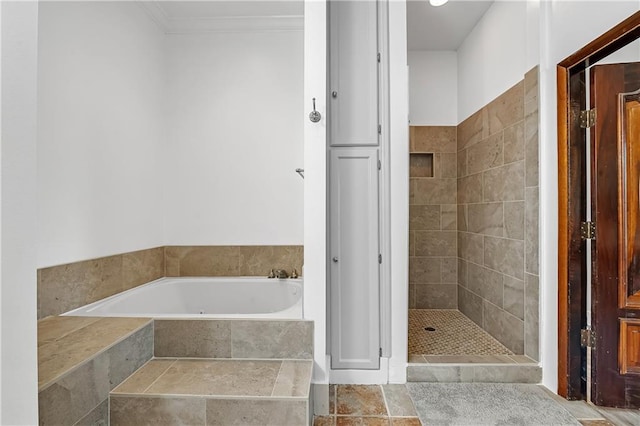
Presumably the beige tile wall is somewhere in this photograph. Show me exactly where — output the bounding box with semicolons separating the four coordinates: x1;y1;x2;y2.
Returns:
165;245;303;277
409;126;458;309
38;245;304;319
456;67;539;358
38;247;165;319
154;319;313;359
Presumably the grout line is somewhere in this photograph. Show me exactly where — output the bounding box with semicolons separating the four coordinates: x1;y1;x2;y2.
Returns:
140;359;178;394
271;360;285;397
204;395;207;426
379;384;390;417
39;319;153;392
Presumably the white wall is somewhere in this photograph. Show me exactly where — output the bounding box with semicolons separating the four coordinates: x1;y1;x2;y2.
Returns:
537;0;640;392
37;2;165;267
304;0;329;406
389;0;409;384
457;0;527;122
164;30;304;246
1;1;39;422
408;50;457;125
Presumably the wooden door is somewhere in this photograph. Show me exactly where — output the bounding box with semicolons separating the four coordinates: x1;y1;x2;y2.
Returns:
591;62;640;408
329;147;380;369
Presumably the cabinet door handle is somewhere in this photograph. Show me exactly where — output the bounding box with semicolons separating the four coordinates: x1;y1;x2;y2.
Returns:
332;257;339;263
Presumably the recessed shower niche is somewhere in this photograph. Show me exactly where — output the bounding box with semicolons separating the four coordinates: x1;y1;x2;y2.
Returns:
410;153;434;178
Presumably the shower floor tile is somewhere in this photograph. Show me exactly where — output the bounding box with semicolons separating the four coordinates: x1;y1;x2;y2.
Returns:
409;309;513;356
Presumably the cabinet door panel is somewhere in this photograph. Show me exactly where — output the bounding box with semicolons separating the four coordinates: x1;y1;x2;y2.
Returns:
329;0;379;147
330;148;380;369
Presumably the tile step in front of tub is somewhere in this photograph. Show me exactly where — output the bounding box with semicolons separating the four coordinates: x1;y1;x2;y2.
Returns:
407;361;541;383
109;358;312;426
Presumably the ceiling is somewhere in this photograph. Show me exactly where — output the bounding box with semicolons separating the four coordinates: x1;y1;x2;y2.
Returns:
154;1;303;19
151;0;491;51
407;0;494;51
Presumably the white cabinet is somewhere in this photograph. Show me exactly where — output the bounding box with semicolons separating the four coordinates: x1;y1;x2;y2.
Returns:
329;148;380;369
328;0;383;371
329;0;379;147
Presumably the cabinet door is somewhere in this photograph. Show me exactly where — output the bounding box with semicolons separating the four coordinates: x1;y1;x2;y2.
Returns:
330;147;380;369
329;0;379;147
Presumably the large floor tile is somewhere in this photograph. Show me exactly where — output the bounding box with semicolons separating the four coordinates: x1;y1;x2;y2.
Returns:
336;385;387;416
381;385;418;417
407;383;579;425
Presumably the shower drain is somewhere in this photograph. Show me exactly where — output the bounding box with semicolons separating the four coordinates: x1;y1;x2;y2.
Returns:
424;327;436;332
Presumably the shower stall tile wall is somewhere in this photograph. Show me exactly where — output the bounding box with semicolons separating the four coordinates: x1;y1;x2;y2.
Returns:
409;126;458;309
456;67;539;358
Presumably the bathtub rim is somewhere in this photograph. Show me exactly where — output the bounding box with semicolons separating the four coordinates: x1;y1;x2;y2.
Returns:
61;276;304;319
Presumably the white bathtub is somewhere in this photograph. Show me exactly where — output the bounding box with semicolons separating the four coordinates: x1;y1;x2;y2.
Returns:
63;277;303;319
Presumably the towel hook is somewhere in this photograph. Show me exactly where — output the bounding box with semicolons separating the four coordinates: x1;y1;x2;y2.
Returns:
309;98;321;123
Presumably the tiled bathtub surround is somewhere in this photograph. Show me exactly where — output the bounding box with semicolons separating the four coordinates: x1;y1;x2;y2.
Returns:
38;316;153;426
409;126;458;309
111;359;313;426
457;67;539;358
37;245;304;319
154;319;313;359
165;245;303;277
38;247;164;319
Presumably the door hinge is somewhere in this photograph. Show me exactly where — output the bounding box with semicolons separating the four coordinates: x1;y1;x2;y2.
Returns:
378;254;382;264
379;347;382;356
581;221;596;240
377;160;381;170
580;109;596;128
377;53;381;63
581;328;595;348
378;124;382;135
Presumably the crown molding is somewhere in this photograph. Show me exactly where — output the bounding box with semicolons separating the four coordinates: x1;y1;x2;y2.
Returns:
137;1;303;34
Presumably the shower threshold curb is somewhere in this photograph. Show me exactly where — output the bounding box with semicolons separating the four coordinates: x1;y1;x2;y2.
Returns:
407;362;542;384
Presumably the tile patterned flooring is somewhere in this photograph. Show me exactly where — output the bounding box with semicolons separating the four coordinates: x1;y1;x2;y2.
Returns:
409;309;513;356
313;384;422;425
543;388;640;426
315;385;640;426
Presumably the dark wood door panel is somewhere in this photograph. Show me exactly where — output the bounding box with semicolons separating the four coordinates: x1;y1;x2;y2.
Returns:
620;319;640;375
591;62;640;408
620;96;640;309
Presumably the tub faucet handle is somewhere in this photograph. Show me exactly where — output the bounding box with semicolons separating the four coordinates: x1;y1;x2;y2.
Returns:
290;269;299;279
274;269;289;279
268;269;276;279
